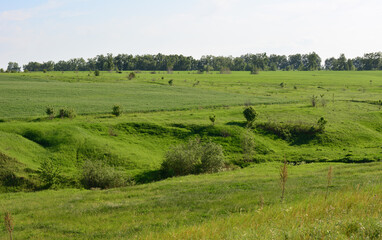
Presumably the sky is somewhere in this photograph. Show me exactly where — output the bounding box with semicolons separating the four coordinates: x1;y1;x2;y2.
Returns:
0;0;381;69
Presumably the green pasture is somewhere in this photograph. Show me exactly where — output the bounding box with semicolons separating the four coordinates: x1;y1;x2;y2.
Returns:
1;162;381;239
1;71;382;238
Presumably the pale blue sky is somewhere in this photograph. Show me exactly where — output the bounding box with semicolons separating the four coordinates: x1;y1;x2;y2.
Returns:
1;0;381;68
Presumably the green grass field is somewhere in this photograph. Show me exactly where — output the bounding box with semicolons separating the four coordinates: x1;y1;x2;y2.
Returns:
1;71;382;239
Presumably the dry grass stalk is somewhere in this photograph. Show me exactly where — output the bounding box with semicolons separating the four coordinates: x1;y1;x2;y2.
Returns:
325;166;333;200
280;158;288;203
4;212;14;240
259;195;264;210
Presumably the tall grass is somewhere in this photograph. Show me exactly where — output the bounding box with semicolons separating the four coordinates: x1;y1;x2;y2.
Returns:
4;212;14;240
325;166;333;200
280;159;288;203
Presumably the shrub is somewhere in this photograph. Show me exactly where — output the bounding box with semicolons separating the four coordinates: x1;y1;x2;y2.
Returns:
161;138;225;177
80;160;126;189
317;117;327;132
112;104;122;117
45;106;55;119
209;114;216;125
200;142;225;173
38;159;61;188
311;95;318;107
243;107;257;126
128;72;136;80
0;68;4;73
59;108;76;119
94;69;100;76
220;67;231;74
241;130;255;162
168;79;173;86
250;66;259;74
43;69;47;73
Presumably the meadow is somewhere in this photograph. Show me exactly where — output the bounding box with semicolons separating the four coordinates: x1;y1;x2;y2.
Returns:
1;70;382;239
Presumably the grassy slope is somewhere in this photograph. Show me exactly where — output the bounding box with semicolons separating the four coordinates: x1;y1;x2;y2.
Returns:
1;71;382;238
0;162;381;239
1;71;382;190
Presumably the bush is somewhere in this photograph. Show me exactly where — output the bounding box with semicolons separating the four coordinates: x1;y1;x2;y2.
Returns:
241;130;255;162
161;138;225;177
59;108;76;119
94;69;100;76
38;159;61;188
209;114;216;125
80;160;126;189
317;117;327;132
45;106;55;119
112;104;122;117
168;79;173;86
200;142;225;173
243;107;257;126
43;69;47;73
250;66;259;74
128;72;136;80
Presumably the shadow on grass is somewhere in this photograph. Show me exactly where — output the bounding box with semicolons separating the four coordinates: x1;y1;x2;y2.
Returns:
225;121;247;128
134;170;164;184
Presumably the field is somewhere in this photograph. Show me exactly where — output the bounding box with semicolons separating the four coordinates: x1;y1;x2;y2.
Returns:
1;71;382;239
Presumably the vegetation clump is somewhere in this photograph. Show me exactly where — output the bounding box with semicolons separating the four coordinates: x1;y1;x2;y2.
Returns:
209;114;216;125
38;159;61;188
94;69;100;76
161;138;225;177
45;106;55;119
59;108;76;119
112;104;122;117
128;72;136;80
80;160;126;189
243;106;257;126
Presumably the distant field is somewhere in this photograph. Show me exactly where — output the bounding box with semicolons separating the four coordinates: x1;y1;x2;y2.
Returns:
1;71;382;118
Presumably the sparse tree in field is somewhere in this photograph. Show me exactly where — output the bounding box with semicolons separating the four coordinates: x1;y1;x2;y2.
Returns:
209;114;216;125
112;104;122;117
45;106;55;119
243;107;257;127
0;68;4;73
94;69;100;76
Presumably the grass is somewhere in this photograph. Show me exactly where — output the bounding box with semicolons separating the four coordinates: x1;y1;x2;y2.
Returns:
0;70;382;238
0;162;381;239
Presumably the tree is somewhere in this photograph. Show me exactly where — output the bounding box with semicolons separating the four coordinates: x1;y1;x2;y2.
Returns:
243;107;257;126
7;62;20;72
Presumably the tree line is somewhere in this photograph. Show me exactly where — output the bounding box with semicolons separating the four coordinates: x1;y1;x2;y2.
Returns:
4;52;382;72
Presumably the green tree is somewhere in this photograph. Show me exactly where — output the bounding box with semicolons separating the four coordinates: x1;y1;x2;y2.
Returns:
243;107;257;126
